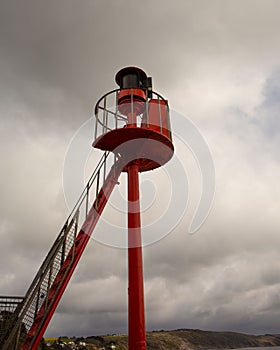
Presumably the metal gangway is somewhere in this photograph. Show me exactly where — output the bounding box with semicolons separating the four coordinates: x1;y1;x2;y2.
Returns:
0;152;124;350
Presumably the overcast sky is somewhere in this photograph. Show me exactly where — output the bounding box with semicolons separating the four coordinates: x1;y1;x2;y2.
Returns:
1;0;280;338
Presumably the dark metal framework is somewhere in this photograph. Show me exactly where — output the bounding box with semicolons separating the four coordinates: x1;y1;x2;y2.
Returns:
0;297;25;346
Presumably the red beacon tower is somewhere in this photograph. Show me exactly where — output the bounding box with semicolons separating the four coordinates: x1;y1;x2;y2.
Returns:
0;67;173;350
93;67;174;350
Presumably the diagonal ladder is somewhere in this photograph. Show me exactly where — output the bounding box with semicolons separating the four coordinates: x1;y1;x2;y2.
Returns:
2;151;125;350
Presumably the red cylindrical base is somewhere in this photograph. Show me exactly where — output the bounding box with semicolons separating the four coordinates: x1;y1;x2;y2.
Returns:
127;164;146;350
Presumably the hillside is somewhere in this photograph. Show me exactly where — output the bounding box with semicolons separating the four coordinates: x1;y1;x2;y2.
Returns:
81;329;280;350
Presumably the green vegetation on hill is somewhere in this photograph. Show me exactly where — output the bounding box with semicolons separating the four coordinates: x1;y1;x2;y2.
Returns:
44;329;280;350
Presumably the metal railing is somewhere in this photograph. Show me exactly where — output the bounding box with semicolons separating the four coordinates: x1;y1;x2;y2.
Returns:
0;297;25;347
94;88;172;142
2;151;121;350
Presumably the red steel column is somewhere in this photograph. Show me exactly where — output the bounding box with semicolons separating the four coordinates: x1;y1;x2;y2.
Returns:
127;163;146;350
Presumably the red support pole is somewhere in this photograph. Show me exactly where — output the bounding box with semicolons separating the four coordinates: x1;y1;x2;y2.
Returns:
127;164;146;350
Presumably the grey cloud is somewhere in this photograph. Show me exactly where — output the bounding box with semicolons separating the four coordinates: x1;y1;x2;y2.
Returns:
1;0;280;338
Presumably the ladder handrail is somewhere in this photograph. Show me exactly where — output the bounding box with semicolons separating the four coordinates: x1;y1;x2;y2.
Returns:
66;151;110;221
23;155;125;350
2;152;124;350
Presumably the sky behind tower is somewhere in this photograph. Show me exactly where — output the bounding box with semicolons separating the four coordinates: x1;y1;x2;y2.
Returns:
0;0;280;337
